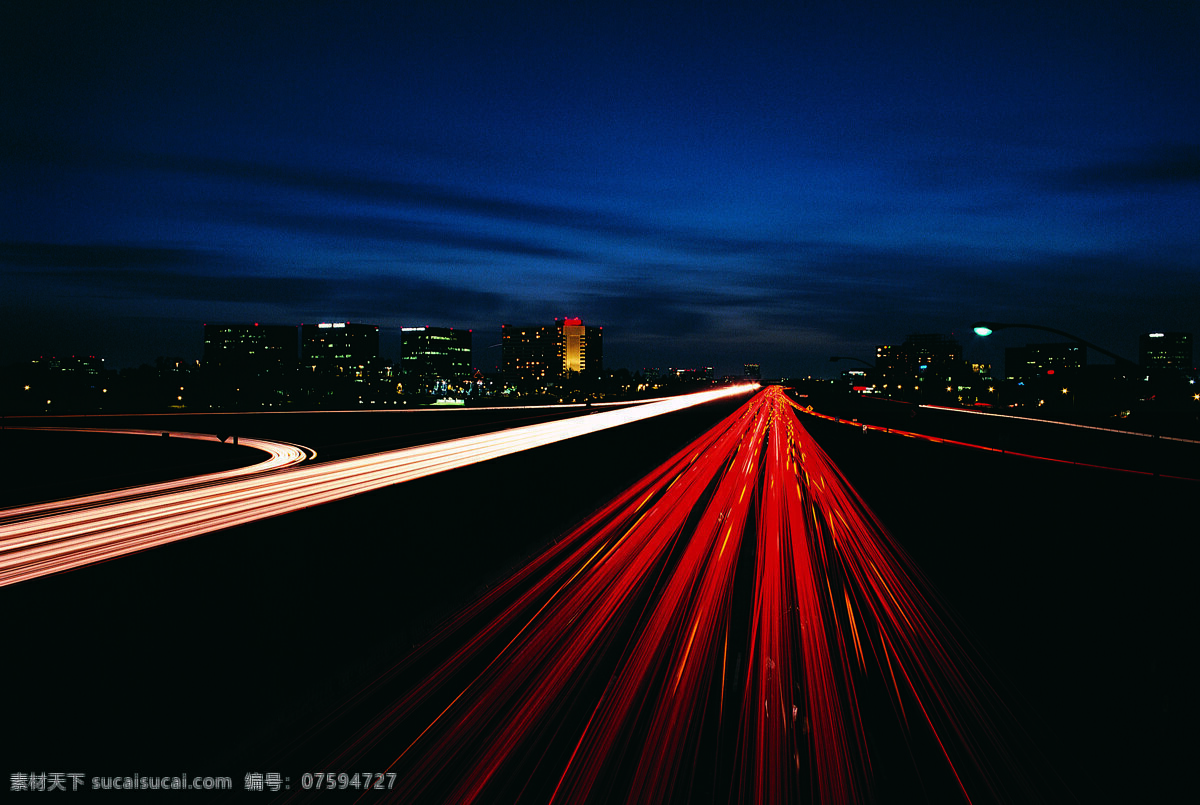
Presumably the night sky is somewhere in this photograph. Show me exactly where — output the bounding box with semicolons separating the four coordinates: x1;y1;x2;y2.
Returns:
3;1;1198;377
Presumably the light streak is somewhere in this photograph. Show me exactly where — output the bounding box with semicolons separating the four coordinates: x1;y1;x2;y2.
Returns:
0;427;313;520
0;386;753;587
918;402;1200;444
800;404;1200;481
277;387;1041;804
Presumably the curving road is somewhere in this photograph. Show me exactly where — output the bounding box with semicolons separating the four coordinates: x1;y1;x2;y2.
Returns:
0;386;753;587
0;427;315;520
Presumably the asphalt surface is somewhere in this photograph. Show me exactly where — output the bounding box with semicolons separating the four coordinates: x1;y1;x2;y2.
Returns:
3;395;1188;802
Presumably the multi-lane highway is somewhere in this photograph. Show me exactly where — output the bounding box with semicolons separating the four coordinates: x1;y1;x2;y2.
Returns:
0;427;314;520
5;385;1184;802
277;387;1054;804
0;386;753;587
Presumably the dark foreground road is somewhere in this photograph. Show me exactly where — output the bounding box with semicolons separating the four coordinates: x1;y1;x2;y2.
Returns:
799;410;1192;804
4;392;1189;802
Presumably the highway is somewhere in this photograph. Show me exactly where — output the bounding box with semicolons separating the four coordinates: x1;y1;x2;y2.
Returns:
0;427;313;519
3;385;1185;802
277;387;1051;804
0;386;752;587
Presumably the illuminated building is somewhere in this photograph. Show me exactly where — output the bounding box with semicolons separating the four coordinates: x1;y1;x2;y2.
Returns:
902;333;962;375
1004;342;1084;382
20;355;108;413
301;322;380;379
875;334;963;394
744;363;761;379
502;318;603;391
671;367;714;383
29;355;103;377
501;324;557;390
561;317;602;379
874;344;899;389
203;323;296;373
400;326;472;394
560;317;592;376
1139;332;1192;372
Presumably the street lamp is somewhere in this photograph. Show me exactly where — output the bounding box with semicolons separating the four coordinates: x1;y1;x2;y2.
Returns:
971;321;1137;368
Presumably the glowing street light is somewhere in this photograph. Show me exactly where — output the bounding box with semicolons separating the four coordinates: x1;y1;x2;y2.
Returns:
971;321;1136;367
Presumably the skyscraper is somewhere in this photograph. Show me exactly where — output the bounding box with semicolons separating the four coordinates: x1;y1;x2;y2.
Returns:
874;334;963;395
502;318;602;392
400;326;472;394
201;323;298;408
203;323;296;373
559;317;602;378
300;323;380;377
1139;332;1192;373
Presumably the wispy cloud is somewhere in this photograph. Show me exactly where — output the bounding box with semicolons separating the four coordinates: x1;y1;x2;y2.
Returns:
1051;143;1200;190
0;241;200;271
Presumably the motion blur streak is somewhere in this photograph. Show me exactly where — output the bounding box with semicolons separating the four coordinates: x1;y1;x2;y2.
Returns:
0;427;314;520
918;403;1200;444
0;386;754;587
284;388;1038;804
800;407;1200;480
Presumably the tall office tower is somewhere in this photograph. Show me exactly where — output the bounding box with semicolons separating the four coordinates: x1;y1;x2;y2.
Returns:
502;318;603;391
501;324;558;391
1139;332;1193;372
874;343;900;388
744;363;761;379
203;323;297;373
400;326;472;393
559;317;602;378
874;334;963;393
300;322;380;377
901;333;963;376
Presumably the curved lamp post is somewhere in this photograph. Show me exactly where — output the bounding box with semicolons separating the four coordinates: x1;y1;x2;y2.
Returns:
829;355;875;369
971;321;1137;368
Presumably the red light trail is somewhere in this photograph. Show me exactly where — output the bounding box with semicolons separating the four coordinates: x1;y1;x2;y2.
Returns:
284;387;1041;803
800;405;1200;481
0;386;752;587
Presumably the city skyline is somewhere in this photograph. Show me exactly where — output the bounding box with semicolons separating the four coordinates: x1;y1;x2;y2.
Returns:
3;1;1198;377
9;316;1192;380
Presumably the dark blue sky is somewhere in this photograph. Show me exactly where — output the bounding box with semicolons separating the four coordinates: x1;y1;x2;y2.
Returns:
3;1;1198;376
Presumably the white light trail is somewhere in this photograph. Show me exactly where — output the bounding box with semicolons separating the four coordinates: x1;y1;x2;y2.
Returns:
918;403;1200;444
0;428;314;522
0;386;755;587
